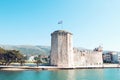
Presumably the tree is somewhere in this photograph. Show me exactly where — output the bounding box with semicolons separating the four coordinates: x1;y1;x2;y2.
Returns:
4;50;23;65
12;50;25;66
4;50;16;65
34;56;42;67
0;48;6;65
0;47;24;66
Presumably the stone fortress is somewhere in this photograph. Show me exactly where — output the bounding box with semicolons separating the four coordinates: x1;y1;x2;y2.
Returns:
50;30;103;68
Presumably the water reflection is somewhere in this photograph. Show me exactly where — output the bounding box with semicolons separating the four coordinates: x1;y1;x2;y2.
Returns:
49;69;104;80
49;70;75;80
1;69;120;80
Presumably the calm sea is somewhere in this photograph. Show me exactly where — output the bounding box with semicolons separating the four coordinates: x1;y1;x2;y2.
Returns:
0;68;120;80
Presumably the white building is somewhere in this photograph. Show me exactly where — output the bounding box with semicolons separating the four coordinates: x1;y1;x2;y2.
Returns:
103;52;120;63
111;52;118;63
118;53;120;63
28;56;36;62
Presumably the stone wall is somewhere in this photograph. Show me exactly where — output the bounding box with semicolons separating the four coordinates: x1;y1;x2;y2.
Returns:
50;30;103;68
73;48;103;67
50;30;74;67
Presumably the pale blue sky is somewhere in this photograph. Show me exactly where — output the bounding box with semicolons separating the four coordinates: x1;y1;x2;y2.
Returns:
0;0;120;51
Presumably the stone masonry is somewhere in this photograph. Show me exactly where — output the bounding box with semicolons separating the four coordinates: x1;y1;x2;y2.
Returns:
50;30;103;68
50;30;74;67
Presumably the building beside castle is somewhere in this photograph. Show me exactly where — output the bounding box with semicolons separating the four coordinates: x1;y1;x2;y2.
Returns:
50;30;103;68
103;51;120;63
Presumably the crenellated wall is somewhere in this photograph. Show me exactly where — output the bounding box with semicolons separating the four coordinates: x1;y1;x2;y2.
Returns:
73;48;103;67
50;30;103;68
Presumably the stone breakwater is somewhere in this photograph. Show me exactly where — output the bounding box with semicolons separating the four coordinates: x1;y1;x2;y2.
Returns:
0;64;120;71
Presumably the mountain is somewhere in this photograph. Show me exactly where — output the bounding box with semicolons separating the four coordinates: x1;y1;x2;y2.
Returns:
0;45;51;55
77;47;92;51
0;45;116;55
0;45;89;56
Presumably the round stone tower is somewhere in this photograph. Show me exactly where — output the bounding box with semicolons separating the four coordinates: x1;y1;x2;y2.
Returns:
50;30;74;67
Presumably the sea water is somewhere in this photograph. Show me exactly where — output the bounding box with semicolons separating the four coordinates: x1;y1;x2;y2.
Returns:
0;68;120;80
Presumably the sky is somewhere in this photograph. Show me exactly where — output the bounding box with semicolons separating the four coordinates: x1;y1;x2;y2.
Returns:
0;0;120;51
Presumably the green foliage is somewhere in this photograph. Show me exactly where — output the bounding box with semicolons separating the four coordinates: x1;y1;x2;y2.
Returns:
34;54;50;67
0;47;24;65
0;47;6;53
34;56;42;67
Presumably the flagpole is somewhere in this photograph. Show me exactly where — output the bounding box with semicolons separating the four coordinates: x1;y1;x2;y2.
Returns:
61;22;63;30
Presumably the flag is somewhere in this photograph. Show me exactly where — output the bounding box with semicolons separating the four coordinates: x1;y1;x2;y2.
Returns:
58;20;63;24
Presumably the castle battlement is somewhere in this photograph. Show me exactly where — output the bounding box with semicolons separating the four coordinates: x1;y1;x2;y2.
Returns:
50;30;103;68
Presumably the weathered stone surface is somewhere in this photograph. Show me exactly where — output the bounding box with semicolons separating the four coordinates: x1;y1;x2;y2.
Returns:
50;30;103;68
73;48;103;67
50;30;74;67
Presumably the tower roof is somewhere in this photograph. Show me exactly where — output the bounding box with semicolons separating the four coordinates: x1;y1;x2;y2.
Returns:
51;30;73;35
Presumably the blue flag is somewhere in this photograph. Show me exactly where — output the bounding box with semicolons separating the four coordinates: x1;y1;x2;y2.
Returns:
58;21;63;24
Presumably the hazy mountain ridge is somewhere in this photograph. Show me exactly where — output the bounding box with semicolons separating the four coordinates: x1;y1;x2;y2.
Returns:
0;45;89;55
0;45;51;55
0;45;118;55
